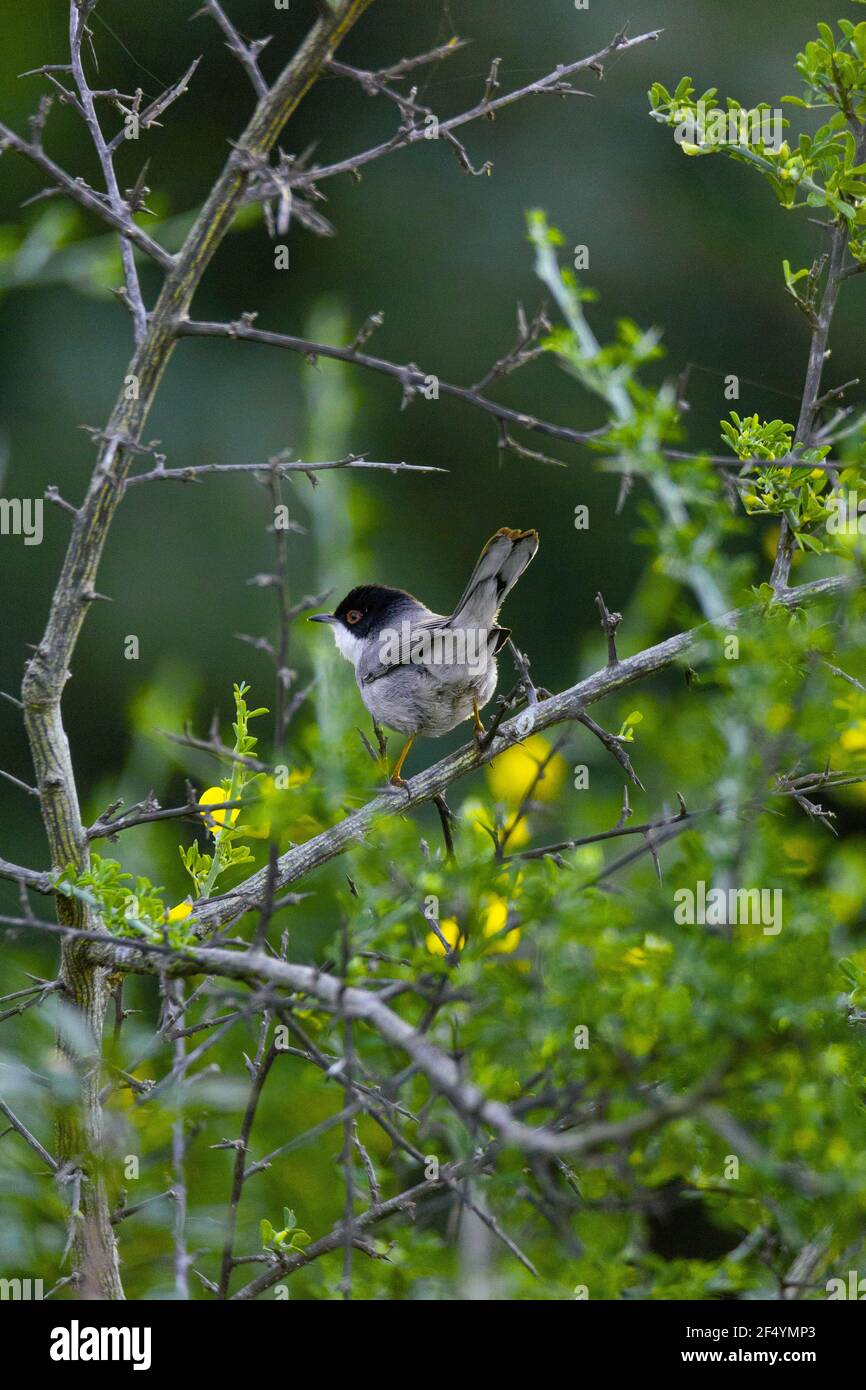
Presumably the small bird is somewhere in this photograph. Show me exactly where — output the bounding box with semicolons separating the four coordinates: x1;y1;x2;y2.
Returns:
309;527;539;787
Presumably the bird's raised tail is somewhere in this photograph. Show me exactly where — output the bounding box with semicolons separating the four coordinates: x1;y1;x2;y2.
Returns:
448;527;539;630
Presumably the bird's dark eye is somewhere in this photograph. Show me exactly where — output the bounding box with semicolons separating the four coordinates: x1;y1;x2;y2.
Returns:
346;609;363;625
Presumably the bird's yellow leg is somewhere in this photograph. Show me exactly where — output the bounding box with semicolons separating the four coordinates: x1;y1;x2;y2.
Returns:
389;733;416;787
472;697;485;738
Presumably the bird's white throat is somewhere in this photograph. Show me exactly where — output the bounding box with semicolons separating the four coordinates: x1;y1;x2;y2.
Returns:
331;624;364;666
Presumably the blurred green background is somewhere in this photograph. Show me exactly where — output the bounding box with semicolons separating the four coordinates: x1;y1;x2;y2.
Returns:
2;0;861;864
2;0;865;1298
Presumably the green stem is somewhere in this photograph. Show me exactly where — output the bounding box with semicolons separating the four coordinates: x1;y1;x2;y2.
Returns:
200;759;244;899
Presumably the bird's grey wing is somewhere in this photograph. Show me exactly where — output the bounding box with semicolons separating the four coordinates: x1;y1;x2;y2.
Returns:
357;606;446;686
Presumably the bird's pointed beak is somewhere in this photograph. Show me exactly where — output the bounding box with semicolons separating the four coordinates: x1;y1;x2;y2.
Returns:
308;613;337;624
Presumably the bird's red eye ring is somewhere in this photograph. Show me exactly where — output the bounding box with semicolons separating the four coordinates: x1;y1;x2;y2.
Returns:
346;609;363;625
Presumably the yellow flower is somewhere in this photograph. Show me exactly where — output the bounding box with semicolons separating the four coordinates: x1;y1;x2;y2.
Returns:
681;141;703;156
622;946;648;968
425;917;465;956
166;900;193;924
840;720;866;752
198;785;239;837
486;735;566;806
502;814;531;850
481;895;521;954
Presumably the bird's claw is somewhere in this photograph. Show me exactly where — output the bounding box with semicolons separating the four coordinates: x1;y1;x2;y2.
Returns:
385;774;412;801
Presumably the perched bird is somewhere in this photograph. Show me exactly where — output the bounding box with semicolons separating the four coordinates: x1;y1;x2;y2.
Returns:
309;527;539;787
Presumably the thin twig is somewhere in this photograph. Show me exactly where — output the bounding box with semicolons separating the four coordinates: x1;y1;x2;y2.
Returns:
0;1097;58;1170
178;317;603;451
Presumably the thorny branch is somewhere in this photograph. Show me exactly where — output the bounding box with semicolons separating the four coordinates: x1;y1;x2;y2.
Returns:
770;119;866;591
178;314;604;455
11;0;378;1302
297;28;662;189
192;573;852;933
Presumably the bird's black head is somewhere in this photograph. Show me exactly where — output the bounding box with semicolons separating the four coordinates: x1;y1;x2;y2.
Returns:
309;585;415;639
